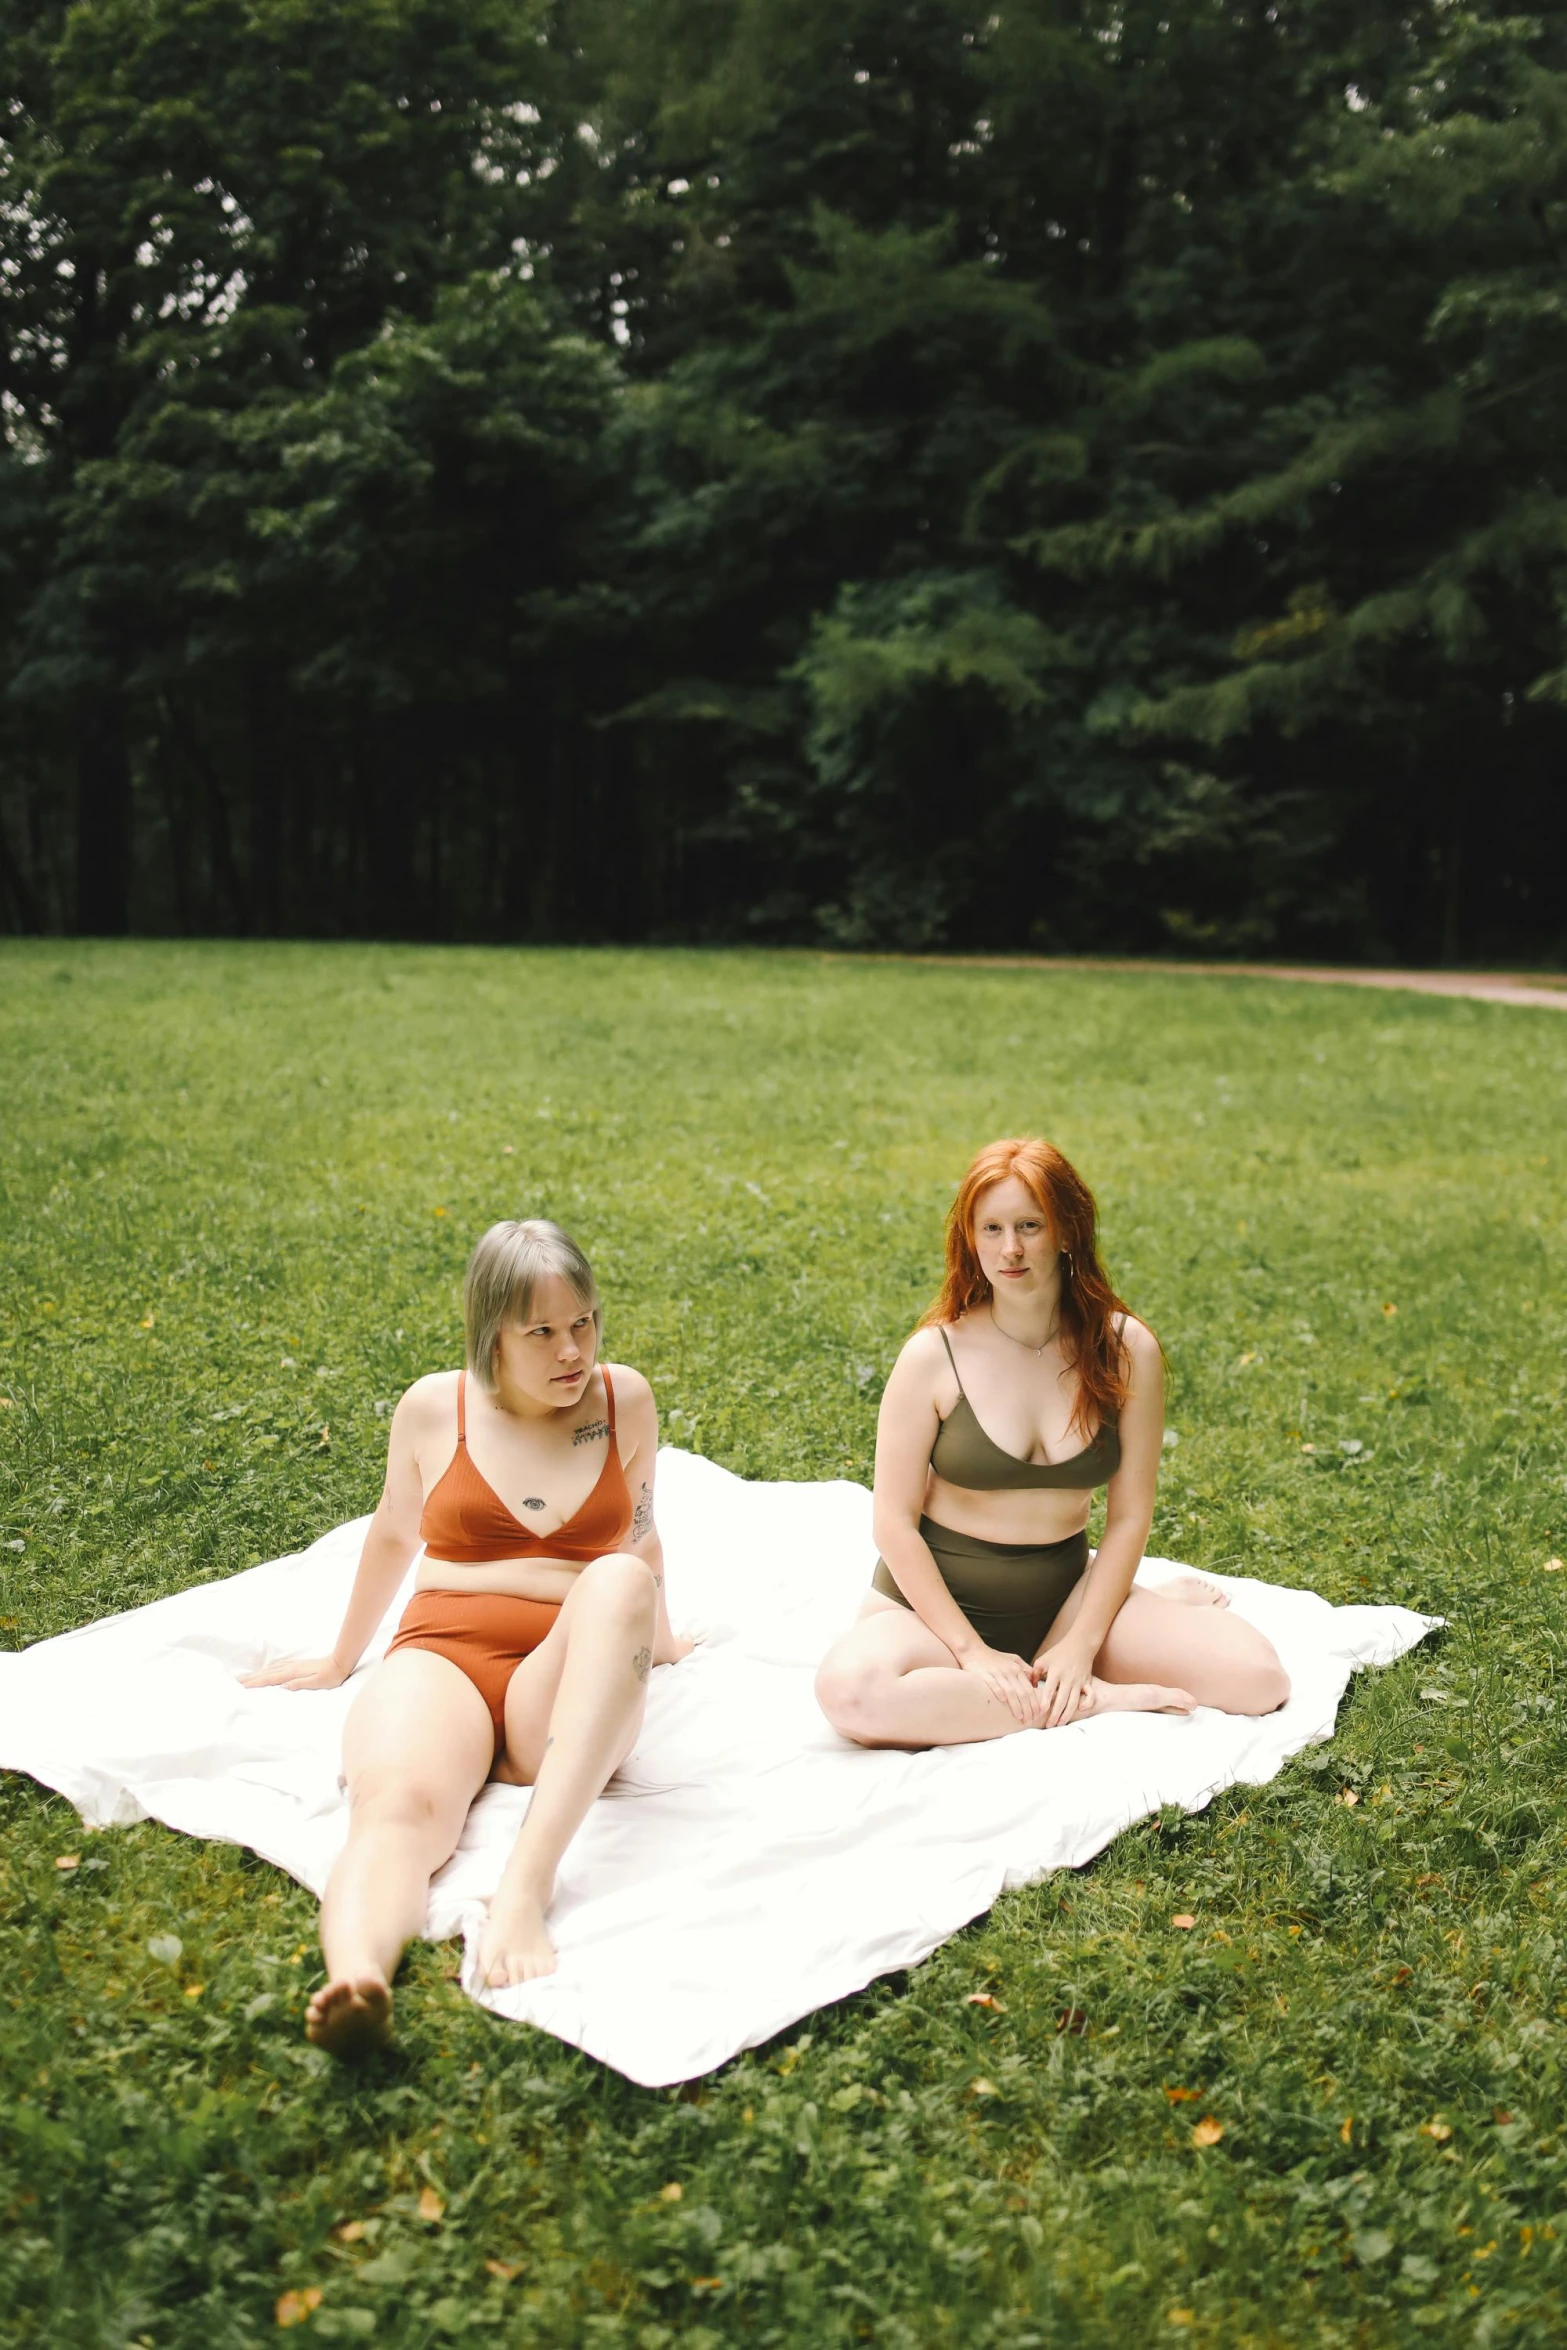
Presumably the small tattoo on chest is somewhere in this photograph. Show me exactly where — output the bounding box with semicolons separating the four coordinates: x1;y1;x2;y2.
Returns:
521;1497;547;1511
573;1418;610;1447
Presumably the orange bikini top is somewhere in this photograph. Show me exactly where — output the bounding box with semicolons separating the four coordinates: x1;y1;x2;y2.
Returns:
418;1368;633;1565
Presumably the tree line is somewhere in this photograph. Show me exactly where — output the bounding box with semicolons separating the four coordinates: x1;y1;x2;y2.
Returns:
2;0;1564;959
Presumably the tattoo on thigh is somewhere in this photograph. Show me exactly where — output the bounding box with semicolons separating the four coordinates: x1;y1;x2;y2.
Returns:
573;1417;610;1448
631;1481;654;1541
632;1646;651;1683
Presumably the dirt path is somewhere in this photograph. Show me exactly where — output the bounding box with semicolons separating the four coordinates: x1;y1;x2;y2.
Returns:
864;955;1567;1012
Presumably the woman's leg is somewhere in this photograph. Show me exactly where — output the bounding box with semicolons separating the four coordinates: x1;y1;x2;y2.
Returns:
1043;1572;1291;1716
479;1551;659;1986
309;1649;493;2055
815;1596;1193;1751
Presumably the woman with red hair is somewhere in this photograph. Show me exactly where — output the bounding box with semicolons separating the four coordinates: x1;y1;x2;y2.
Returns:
816;1140;1289;1746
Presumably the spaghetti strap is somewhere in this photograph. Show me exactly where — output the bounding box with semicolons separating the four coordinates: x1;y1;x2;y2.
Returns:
601;1364;616;1436
938;1326;965;1392
455;1368;467;1446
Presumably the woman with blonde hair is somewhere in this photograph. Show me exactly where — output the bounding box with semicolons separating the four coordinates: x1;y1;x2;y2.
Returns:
816;1140;1288;1747
244;1218;690;2055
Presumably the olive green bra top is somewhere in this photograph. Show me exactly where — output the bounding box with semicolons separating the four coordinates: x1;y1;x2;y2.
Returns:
928;1326;1120;1491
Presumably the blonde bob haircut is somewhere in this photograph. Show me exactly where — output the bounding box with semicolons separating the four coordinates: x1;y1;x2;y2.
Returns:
463;1218;601;1390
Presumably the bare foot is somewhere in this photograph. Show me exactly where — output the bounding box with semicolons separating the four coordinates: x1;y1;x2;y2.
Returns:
478;1881;558;1987
1158;1572;1230;1609
1074;1675;1196;1718
305;1973;392;2057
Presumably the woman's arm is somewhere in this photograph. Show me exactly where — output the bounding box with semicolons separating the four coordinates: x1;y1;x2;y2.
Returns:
873;1332;1042;1725
616;1368;691;1666
1031;1320;1163;1726
240;1383;429;1691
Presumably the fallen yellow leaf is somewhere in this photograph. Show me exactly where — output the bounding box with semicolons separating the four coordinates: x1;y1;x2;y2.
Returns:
1191;2117;1225;2147
1544;1558;1564;1574
1421;2119;1453;2143
1170;1914;1196;1930
332;2222;367;2244
1381;1302;1398;1317
1340;2115;1354;2144
660;2182;683;2202
184;1983;205;1999
1164;2086;1201;2103
965;1991;1003;2009
484;2259;521;2281
970;2077;999;2098
275;2286;323;2327
140;1314;155;1330
417;2186;444;2223
1335;1789;1360;1807
54;1854;81;1872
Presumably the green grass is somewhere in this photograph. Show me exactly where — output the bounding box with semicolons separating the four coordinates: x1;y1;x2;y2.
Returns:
2;941;1564;2350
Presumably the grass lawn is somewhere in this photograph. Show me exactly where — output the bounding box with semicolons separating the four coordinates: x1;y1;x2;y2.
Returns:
2;940;1564;2350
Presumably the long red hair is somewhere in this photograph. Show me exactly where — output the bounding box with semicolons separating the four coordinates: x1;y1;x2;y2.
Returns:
919;1138;1140;1436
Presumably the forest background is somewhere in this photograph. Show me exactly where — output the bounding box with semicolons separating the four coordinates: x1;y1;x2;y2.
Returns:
3;0;1565;962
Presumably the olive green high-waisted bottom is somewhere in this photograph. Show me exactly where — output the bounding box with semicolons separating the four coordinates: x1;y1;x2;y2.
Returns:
871;1516;1091;1662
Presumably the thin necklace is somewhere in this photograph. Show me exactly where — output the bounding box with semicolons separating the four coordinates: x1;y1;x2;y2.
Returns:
989;1302;1061;1358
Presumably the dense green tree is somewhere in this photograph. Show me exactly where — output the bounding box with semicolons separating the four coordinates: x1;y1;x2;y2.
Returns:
0;0;1561;956
0;0;557;929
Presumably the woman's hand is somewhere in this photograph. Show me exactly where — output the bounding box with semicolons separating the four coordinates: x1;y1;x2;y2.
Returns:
958;1642;1045;1727
1030;1634;1098;1729
239;1655;349;1692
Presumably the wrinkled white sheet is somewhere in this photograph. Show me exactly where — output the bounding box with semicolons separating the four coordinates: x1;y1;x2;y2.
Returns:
0;1449;1437;2085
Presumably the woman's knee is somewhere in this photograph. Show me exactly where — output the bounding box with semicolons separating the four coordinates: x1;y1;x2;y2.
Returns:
1232;1642;1291;1715
815;1650;884;1743
348;1773;462;1837
573;1551;658;1618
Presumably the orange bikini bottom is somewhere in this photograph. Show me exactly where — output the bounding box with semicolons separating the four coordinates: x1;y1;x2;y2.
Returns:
385;1590;562;1759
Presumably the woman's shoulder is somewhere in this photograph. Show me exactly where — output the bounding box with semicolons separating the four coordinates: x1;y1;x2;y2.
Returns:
601;1360;654;1413
395;1368;461;1418
384;1370;461;1450
888;1323;955;1385
1115;1315;1161;1371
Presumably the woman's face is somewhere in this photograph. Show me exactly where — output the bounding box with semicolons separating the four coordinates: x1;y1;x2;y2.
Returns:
972;1176;1057;1297
493;1271;599;1409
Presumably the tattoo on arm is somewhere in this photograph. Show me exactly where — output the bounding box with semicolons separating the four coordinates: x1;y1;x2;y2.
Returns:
573;1417;610;1447
653;1570;663;1590
631;1481;653;1542
632;1646;651;1684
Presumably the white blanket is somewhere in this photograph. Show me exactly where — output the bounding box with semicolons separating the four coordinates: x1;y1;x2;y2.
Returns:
0;1450;1436;2085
